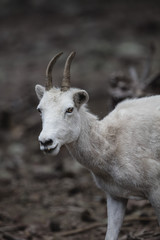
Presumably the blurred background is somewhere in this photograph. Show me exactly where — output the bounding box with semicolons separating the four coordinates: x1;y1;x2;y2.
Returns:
0;0;160;239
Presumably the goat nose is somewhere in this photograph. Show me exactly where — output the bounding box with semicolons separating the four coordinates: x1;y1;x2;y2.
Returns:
39;139;53;146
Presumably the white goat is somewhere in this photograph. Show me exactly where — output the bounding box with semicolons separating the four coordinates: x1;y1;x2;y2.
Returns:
35;52;160;240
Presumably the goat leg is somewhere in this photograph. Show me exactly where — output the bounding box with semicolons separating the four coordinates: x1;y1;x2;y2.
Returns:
105;194;127;240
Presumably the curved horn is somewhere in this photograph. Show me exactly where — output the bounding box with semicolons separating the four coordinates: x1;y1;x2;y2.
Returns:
45;52;63;91
61;51;76;91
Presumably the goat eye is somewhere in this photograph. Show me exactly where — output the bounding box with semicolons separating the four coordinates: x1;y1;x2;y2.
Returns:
66;107;74;114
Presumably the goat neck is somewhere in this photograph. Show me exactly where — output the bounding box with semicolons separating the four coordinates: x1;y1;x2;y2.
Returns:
66;106;113;174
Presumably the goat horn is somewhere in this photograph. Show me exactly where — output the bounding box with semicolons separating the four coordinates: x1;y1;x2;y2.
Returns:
45;52;63;91
61;51;76;91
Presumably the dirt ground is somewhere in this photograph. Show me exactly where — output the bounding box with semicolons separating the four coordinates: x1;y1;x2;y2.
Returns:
1;1;160;240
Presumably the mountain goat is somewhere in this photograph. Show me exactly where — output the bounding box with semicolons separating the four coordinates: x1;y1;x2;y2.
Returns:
35;52;160;240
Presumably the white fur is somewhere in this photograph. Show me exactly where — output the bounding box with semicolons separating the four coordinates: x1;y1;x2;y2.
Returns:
35;85;160;240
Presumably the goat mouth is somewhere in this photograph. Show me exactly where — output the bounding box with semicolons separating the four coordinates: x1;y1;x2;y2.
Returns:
44;144;58;154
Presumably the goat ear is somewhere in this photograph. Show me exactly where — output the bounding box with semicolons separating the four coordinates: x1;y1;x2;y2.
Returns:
35;85;45;100
73;90;89;108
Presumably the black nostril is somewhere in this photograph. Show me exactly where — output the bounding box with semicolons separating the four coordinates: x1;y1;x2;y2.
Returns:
40;139;53;146
46;139;53;146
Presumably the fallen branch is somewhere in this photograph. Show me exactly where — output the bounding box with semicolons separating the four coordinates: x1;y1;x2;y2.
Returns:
58;221;106;237
125;215;157;222
3;232;25;240
57;216;157;237
0;225;26;233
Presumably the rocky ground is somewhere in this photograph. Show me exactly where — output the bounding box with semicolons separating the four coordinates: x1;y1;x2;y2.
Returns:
1;1;160;239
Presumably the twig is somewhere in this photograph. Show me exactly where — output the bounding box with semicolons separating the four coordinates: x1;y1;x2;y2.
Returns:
3;232;25;240
125;215;157;222
58;221;106;237
0;225;26;233
57;216;157;237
